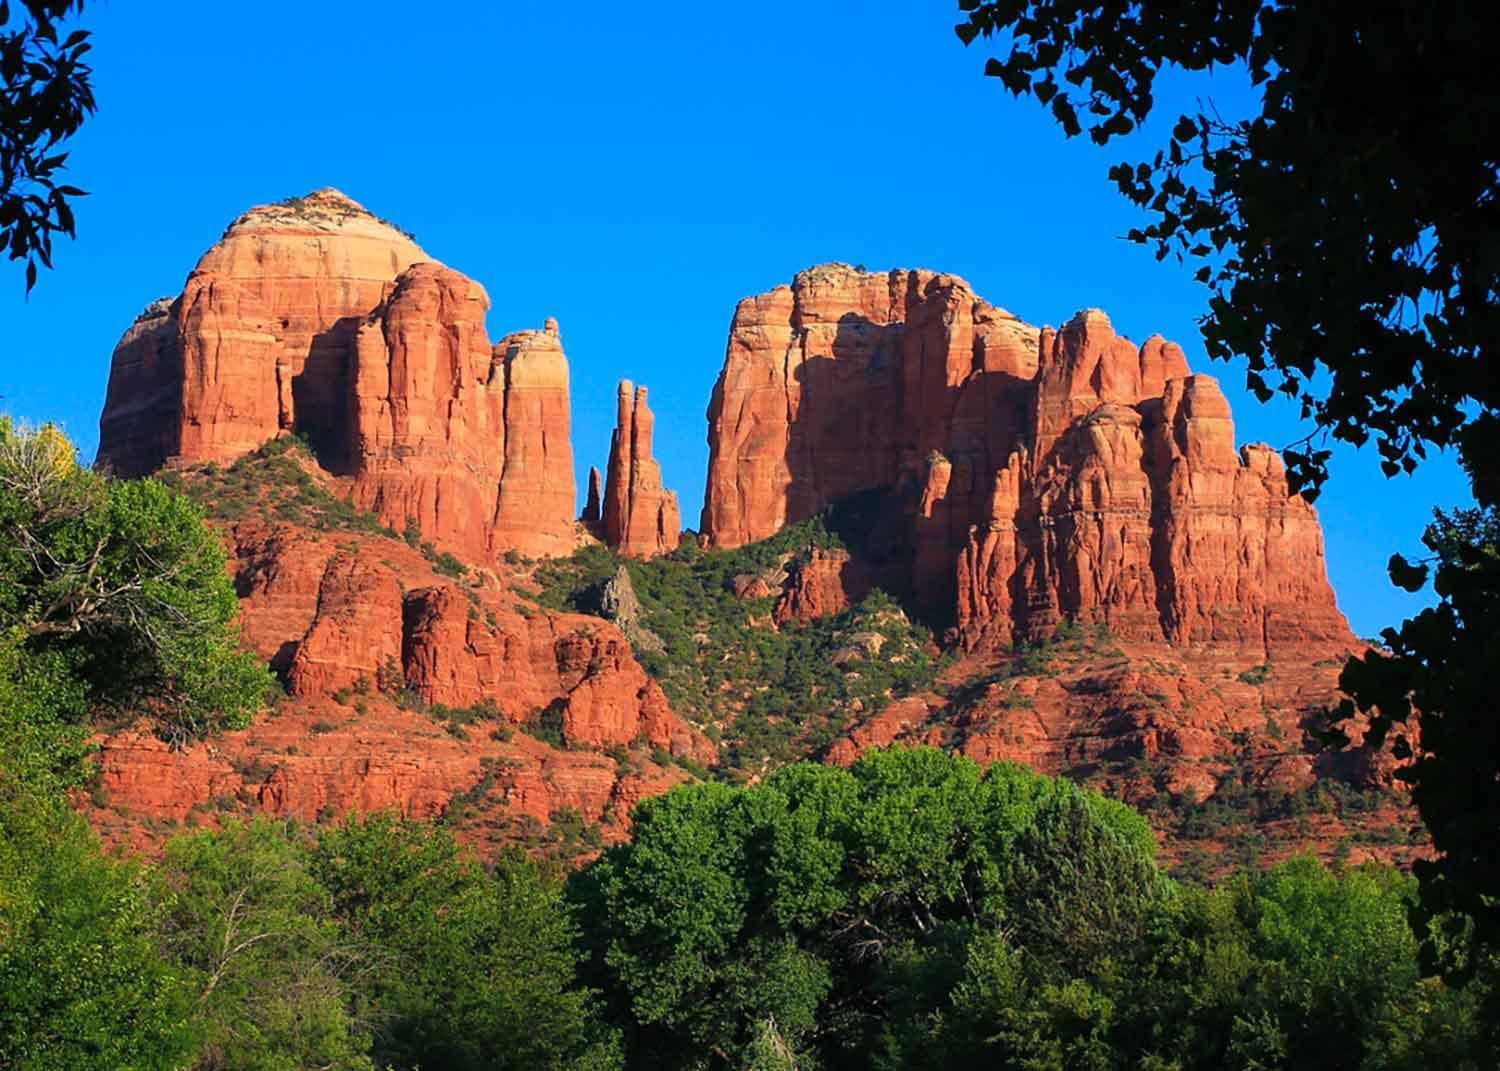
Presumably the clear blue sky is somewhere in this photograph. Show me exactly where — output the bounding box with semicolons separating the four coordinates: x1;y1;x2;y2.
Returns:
0;0;1471;637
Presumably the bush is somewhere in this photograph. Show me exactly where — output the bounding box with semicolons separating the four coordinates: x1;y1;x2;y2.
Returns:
0;420;273;749
532;513;946;773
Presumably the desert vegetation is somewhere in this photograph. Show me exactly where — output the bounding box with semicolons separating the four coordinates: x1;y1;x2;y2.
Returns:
534;515;944;773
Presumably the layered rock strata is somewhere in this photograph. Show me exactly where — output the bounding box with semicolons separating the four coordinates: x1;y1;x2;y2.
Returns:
701;264;1352;656
225;518;711;763
601;381;681;557
97;189;576;560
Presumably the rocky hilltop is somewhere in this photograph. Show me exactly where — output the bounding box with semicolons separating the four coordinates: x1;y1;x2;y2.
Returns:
97;188;577;560
702;264;1353;656
88;202;1408;872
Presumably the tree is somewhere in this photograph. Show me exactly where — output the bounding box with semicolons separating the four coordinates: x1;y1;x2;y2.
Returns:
1114;859;1491;1071
892;857;1490;1070
0;419;272;744
1;0;93;292
955;0;1498;500
955;0;1500;979
155;818;373;1071
1336;508;1500;982
0;788;196;1071
311;813;618;1071
580;747;1167;1069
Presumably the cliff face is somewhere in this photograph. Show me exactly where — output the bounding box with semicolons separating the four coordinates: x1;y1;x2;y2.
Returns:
602;381;681;557
702;264;1353;657
96;188;576;561
89;224;1378;865
85;464;714;858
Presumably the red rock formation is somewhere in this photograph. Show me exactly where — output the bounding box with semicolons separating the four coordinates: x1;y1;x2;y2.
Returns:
602;381;681;557
84;499;716;857
216;516;712;763
701;264;1037;550
823;644;1422;876
703;267;1353;658
286;552;404;698
582;466;603;526
97;189;576;562
87;704;695;860
772;548;873;624
487;321;577;558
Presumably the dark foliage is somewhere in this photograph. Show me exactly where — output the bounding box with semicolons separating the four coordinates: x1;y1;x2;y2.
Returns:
956;0;1500;991
0;0;93;292
534;513;945;773
956;0;1499;500
1334;507;1500;986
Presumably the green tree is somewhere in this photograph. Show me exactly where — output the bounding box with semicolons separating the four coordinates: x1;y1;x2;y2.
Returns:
1122;859;1490;1070
996;790;1168;972
311;813;618;1071
581;747;1166;1069
0;419;271;746
0;624;87;797
1;0;93;292
155;818;373;1071
895;857;1489;1071
954;0;1500;984
0;789;195;1070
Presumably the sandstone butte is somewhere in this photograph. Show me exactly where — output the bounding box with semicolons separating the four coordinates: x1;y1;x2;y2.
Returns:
96;188;577;561
701;263;1355;660
85;190;710;856
601;380;682;557
85;207;1408;870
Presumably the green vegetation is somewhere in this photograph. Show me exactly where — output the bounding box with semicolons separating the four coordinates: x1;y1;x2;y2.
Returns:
158;436;398;537
534;513;944;772
0;789;197;1070
0;420;272;765
577;746;1492;1069
4;715;1495;1070
1238;662;1273;686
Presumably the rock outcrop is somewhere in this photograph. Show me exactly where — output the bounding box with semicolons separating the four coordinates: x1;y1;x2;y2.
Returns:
97;189;576;561
701;265;1353;657
601;381;681;557
224;517;711;763
582;466;603;526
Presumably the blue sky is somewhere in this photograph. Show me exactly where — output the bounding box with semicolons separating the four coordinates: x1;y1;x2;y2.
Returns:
0;0;1470;636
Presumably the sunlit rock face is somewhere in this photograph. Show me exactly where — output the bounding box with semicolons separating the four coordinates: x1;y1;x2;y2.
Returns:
702;264;1352;657
601;380;681;558
97;188;576;561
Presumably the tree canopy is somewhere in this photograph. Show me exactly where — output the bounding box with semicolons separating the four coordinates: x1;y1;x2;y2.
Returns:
578;747;1491;1069
0;418;271;767
956;0;1499;500
956;0;1500;987
0;0;93;292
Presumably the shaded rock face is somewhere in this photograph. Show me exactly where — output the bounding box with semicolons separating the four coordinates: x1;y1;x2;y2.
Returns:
602;381;681;557
702;265;1352;657
582;466;603;526
703;265;1037;545
597;565;665;653
96;189;576;561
